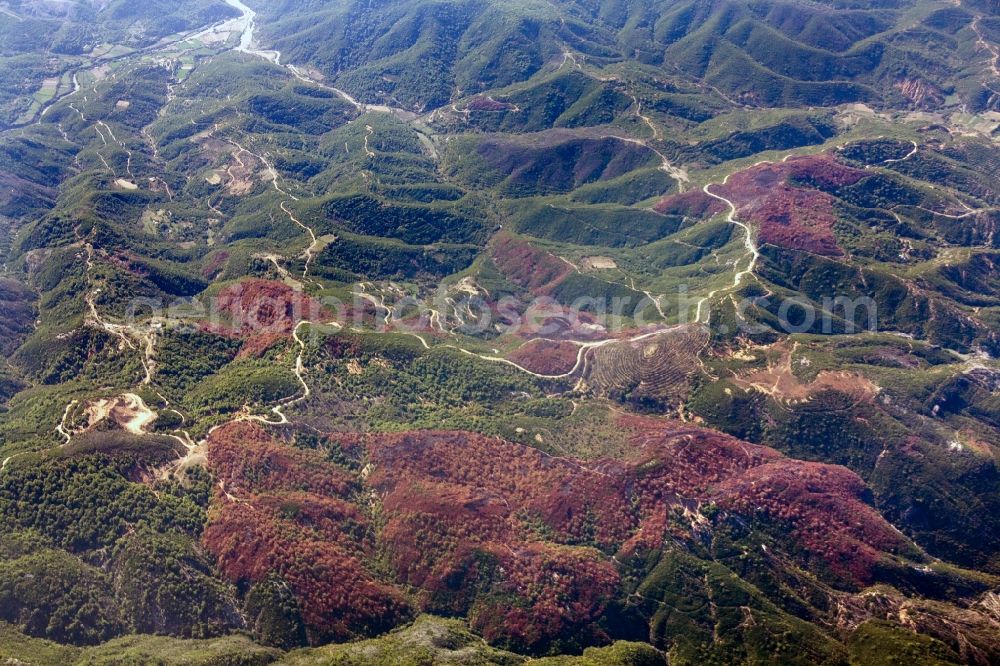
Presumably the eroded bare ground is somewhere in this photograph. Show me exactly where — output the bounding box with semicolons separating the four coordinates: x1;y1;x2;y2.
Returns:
69;393;158;437
732;341;879;407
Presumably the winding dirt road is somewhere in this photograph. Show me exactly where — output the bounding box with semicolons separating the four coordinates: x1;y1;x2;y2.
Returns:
695;177;759;324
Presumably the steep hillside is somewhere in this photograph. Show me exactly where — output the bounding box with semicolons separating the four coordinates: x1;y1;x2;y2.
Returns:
1;0;999;663
250;0;1000;113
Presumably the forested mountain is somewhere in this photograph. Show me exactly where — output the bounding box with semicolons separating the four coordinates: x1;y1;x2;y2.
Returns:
250;0;1000;111
1;0;1000;664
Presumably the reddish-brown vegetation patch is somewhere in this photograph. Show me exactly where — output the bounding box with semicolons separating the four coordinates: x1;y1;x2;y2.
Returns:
203;499;408;643
366;430;624;651
364;421;912;620
203;422;409;644
201;250;229;280
468;542;619;652
207;421;354;497
211;279;328;356
490;234;572;295
715;461;910;584
366;431;632;550
466;96;514;112
612;415;910;583
783;154;867;189
202;418;919;649
234;331;287;360
613;416;783;495
505;338;581;375
215;279;327;335
749;187;844;256
654;189;726;218
507;303;605;340
716;155;867;257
